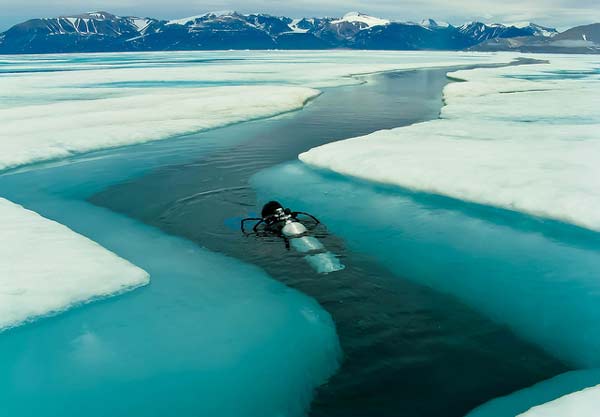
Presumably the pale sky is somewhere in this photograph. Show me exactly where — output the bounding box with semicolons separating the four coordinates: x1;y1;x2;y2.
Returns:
1;0;598;31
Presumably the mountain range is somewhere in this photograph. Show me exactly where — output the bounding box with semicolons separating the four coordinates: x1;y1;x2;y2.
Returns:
0;10;597;54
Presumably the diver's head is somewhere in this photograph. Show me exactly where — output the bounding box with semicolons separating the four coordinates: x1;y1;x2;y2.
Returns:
261;201;293;226
261;201;284;218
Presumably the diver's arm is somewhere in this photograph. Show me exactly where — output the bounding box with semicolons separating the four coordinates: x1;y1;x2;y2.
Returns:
241;217;263;234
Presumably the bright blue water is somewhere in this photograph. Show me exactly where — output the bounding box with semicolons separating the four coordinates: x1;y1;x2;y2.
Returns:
252;162;600;408
0;196;340;417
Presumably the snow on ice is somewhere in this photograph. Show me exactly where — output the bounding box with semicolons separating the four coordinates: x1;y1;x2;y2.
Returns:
0;197;148;331
0;85;320;170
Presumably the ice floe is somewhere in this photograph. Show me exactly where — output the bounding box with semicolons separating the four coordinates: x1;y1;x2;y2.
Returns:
0;85;320;171
0;197;149;331
300;55;600;231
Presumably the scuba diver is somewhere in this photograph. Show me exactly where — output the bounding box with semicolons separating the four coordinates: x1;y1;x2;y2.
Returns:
241;201;345;274
241;200;320;237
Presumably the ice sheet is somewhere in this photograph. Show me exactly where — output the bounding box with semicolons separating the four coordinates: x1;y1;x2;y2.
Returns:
0;197;149;331
300;55;600;231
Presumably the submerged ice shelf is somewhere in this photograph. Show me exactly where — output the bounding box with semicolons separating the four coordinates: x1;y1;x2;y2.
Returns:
0;194;341;417
253;162;600;367
252;162;600;414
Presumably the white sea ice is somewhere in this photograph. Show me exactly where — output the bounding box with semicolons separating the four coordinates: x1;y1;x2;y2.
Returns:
0;85;320;171
0;197;149;331
301;55;600;231
518;385;600;416
300;119;600;231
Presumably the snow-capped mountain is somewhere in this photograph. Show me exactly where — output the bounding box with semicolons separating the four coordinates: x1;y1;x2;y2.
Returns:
509;22;559;37
420;18;450;29
166;10;236;26
332;12;390;29
0;10;565;54
457;21;559;43
458;21;526;42
0;11;163;53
